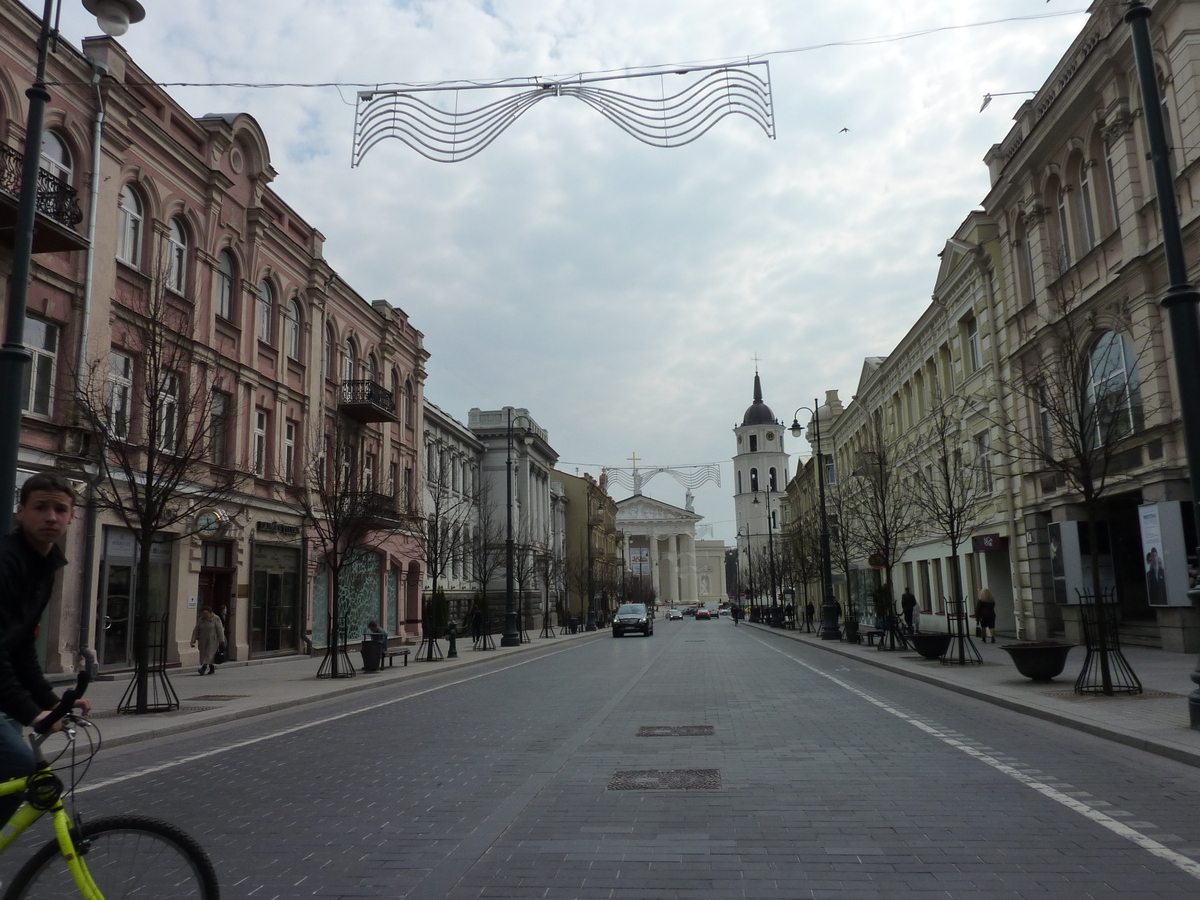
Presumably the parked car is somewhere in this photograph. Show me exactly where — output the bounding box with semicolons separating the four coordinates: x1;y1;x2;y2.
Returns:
667;609;683;620
695;608;711;620
613;602;653;637
683;608;697;617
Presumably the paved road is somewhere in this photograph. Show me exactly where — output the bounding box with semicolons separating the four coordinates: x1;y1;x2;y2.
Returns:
6;619;1200;898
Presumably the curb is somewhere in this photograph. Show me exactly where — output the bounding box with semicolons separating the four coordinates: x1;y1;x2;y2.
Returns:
744;621;1200;771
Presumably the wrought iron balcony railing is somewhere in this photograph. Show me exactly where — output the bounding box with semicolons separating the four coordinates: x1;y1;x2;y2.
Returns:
338;380;397;423
0;144;84;230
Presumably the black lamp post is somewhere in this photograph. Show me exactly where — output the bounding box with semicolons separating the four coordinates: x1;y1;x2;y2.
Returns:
0;0;144;513
1125;1;1200;728
753;490;779;626
791;402;839;640
503;408;534;647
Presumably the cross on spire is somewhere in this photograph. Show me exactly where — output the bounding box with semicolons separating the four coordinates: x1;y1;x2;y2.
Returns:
627;451;641;468
751;353;761;373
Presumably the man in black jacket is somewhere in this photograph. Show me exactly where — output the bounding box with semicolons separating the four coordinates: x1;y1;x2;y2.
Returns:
0;472;90;820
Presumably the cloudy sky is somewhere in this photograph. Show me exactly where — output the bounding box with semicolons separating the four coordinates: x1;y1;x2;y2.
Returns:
48;0;1093;542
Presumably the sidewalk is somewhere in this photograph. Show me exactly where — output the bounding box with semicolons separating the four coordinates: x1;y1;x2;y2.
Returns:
745;620;1200;768
56;628;604;749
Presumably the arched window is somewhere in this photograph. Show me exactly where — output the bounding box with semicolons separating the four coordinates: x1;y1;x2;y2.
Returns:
391;370;400;413
750;467;759;493
167;217;188;293
1088;330;1143;443
769;467;778;491
324;324;335;378
405;379;415;426
284;298;301;360
343;339;357;382
366;353;378;383
117;184;142;266
39;131;71;183
737;471;742;493
256;281;274;343
1055;182;1072;270
1077;159;1096;254
1014;219;1036;305
215;250;235;319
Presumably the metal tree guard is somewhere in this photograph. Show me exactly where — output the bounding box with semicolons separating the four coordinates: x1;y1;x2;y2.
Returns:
352;62;774;165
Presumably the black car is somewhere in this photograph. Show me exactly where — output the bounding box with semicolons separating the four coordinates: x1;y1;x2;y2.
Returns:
612;602;653;637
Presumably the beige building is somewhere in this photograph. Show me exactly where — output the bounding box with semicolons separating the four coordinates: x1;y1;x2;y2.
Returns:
557;471;619;628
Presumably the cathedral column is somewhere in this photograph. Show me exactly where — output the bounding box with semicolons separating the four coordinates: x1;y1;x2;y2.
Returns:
684;534;699;604
650;532;662;601
667;534;679;605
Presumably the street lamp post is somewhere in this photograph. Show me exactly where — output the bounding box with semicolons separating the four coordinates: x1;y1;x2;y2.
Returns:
0;0;145;512
503;408;534;647
791;402;839;641
1125;1;1200;728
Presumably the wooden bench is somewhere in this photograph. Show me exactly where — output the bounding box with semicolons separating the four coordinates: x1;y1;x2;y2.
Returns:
864;630;886;647
381;648;410;667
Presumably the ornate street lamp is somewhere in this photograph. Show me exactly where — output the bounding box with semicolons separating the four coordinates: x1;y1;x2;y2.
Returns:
791;402;839;641
0;0;145;512
503;409;535;647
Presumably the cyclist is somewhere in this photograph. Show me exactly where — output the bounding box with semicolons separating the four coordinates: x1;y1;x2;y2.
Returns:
0;473;90;820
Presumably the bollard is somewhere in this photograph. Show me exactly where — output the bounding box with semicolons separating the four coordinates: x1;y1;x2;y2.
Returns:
447;621;458;658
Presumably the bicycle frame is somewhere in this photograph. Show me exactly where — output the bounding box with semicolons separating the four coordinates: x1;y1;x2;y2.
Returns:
0;754;104;898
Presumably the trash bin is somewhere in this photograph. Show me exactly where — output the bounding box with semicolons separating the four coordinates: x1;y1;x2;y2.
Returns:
361;639;382;672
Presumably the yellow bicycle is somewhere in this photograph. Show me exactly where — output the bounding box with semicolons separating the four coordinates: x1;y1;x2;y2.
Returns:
0;676;218;899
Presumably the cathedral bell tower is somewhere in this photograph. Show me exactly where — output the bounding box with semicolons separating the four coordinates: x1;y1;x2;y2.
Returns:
732;372;790;599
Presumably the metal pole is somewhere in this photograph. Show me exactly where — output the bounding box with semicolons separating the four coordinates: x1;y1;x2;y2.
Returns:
0;0;56;515
502;408;519;646
1126;1;1200;727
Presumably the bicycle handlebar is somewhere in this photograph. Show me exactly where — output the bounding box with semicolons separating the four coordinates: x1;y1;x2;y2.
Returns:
33;672;89;735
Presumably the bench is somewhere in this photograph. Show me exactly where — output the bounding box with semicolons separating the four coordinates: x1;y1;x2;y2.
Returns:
381;648;410;667
864;630;886;647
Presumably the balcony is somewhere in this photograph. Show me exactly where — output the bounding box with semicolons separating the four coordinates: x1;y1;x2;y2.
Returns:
0;144;87;253
338;380;397;423
340;491;412;528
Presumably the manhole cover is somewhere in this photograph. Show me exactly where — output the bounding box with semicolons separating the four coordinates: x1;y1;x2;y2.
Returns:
185;695;248;702
637;726;714;737
1041;689;1180;701
609;769;721;790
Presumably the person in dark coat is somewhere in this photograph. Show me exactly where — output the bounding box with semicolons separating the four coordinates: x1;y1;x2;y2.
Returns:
0;473;90;821
901;587;918;633
975;588;997;643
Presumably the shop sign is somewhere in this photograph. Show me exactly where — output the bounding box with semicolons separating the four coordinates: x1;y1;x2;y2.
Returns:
972;533;1009;552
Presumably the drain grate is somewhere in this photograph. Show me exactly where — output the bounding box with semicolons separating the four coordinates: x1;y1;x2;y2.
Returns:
637;725;714;737
185;695;249;702
1041;689;1180;701
609;769;721;790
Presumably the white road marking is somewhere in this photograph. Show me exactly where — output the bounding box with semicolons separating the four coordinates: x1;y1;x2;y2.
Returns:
79;645;579;794
760;638;1200;882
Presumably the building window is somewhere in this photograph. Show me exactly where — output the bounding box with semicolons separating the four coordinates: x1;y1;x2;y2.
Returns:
157;373;180;452
966;315;981;373
323;324;334;379
21;317;57;416
405;379;415;426
343;339;356;382
975;431;992;493
284;420;297;483
256;281;273;344
116;185;142;267
1088;330;1143;443
750;467;759;492
107;350;133;440
39;131;71;183
1056;185;1072;270
1077;160;1096;253
1104;140;1120;229
365;453;376;492
254;409;269;477
769;467;777;491
285;299;301;360
1037;388;1053;457
216;250;235;320
823;453;836;485
749;434;758;452
167;217;187;293
737;470;743;493
210;391;231;467
366;354;378;383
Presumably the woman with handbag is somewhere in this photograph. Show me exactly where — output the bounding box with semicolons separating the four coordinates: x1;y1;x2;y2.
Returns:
190;606;226;675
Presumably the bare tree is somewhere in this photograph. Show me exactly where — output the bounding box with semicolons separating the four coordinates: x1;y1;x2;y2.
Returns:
845;409;919;647
414;447;475;659
74;264;250;712
991;285;1157;693
824;478;866;621
469;480;505;634
298;411;411;678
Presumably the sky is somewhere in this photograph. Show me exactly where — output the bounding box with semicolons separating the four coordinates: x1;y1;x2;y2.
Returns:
46;0;1094;543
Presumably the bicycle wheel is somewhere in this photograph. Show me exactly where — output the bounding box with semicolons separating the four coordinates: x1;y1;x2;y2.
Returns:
3;814;219;899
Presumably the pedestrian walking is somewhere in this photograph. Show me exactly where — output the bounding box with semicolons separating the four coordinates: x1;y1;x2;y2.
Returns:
191;606;226;674
805;600;815;632
901;587;917;633
470;607;483;647
975;588;997;643
0;473;91;822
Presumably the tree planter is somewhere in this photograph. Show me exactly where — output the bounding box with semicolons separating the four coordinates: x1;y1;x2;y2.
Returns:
907;632;952;660
842;618;859;643
1000;641;1076;681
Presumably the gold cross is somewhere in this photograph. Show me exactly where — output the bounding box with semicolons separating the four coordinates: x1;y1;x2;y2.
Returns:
627;451;640;468
751;353;761;373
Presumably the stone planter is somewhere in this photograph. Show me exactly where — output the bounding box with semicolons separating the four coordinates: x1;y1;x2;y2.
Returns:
907;632;952;660
1000;641;1076;682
